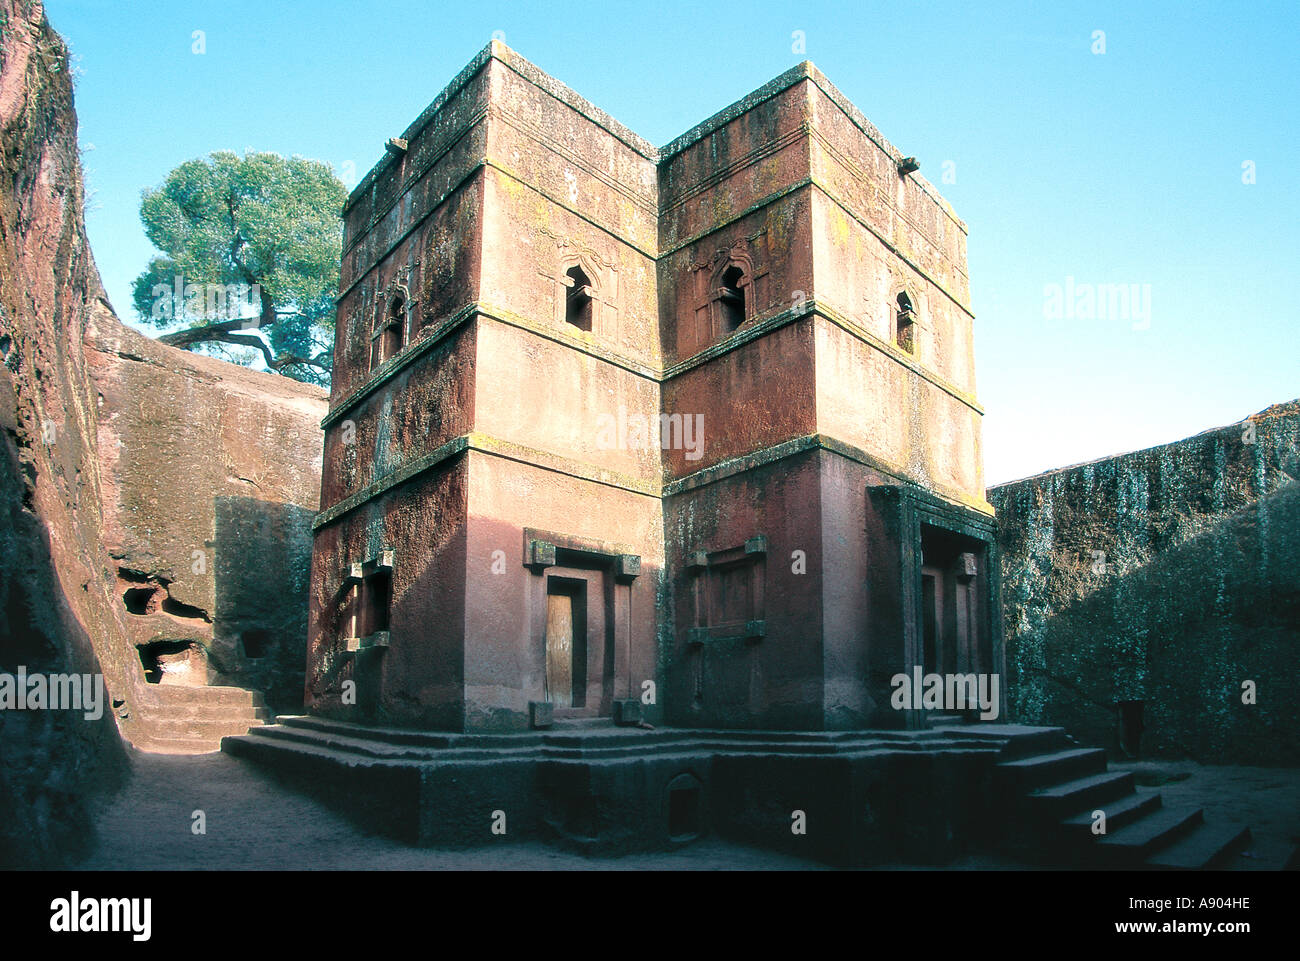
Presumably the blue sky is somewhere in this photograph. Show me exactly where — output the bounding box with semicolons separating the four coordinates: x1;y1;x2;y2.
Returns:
47;0;1298;485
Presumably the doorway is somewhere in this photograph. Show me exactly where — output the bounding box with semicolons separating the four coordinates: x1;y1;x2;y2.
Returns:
917;526;987;686
545;577;588;709
920;567;941;675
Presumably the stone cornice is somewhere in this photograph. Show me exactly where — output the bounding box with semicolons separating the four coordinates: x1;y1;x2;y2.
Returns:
313;428;994;531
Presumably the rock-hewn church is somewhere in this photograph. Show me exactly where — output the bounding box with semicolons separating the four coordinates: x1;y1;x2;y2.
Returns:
306;40;1002;734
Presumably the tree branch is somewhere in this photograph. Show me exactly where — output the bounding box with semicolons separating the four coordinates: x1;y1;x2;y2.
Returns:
267;350;330;372
158;316;262;348
208;331;277;369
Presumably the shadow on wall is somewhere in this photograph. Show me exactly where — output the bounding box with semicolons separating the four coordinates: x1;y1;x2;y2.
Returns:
1001;483;1300;766
210;496;315;714
0;468;128;868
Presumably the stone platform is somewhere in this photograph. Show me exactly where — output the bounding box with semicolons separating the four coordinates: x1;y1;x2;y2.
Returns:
222;718;1256;868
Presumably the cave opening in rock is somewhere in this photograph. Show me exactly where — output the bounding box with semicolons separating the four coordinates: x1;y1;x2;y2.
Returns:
138;639;199;684
123;586;158;615
161;595;208;620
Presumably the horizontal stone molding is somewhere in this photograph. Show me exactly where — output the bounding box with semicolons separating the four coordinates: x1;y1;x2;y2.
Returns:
663;432;994;517
313;426;993;533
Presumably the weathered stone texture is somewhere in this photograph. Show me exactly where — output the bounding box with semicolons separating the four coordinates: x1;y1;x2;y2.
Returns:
87;319;326;710
0;1;326;863
0;0;133;866
989;401;1300;765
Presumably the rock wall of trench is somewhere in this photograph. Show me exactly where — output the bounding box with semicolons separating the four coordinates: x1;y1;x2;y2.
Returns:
0;0;326;866
989;401;1300;766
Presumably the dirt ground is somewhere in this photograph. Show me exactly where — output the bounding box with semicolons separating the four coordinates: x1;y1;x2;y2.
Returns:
72;751;1297;871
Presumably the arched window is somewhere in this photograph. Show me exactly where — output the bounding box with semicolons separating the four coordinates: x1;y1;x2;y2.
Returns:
378;294;406;365
565;265;593;332
895;290;916;354
719;265;746;332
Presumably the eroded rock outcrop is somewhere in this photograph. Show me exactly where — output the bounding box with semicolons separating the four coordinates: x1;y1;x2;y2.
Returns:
1;0;133;866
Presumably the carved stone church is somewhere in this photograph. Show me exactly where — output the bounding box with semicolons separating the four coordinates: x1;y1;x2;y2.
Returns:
305;40;1002;734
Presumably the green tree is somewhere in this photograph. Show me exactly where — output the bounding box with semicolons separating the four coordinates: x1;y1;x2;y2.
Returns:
131;150;347;386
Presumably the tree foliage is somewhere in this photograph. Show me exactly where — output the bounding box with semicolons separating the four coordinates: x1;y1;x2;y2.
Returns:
131;150;347;386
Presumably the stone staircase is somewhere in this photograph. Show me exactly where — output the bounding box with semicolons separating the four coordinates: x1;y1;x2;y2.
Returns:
225;714;992;765
939;725;1254;870
132;685;271;755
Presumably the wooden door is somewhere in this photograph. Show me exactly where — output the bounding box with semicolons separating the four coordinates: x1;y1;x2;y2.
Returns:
545;592;574;708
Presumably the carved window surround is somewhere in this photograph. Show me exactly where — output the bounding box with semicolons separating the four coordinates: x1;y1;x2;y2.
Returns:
538;241;619;342
686;534;767;645
339;548;395;653
690;236;770;350
370;266;419;369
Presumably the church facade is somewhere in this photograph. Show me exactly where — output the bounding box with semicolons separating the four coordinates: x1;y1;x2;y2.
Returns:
305;41;1002;733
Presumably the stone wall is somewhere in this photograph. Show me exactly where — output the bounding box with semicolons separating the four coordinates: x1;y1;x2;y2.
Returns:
87;319;326;712
0;0;326;865
988;401;1300;765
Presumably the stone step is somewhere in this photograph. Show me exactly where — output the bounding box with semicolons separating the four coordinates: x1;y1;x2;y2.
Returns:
220;729;427;843
257;718;995;765
223;728;418;771
1146;822;1252;870
136;702;271;723
1027;770;1136;820
917;724;1073;760
1094;804;1204;863
134;735;225;756
278;715;546;749
1060;788;1162;837
996;747;1108;792
149;716;265;741
252;724;545;762
547;735;987;761
998;728;1074;760
221;730;540;846
138;685;267;710
542;727;949;748
276;714;973;753
924;714;965;728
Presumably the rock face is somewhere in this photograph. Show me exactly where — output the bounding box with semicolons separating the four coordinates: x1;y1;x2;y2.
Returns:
0;0;133;868
0;1;326;866
87;316;325;712
988;402;1300;766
